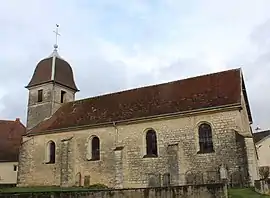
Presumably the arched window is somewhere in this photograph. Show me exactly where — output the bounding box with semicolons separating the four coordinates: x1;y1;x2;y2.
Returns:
198;123;214;153
91;136;100;160
46;141;56;164
145;129;158;157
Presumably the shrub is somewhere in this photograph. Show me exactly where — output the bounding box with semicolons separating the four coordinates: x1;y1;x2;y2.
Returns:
88;183;109;189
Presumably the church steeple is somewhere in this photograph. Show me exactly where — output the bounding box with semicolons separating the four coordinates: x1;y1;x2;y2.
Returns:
26;24;78;91
49;25;63;83
25;25;79;130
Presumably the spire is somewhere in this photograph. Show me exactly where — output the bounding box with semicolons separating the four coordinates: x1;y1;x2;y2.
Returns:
50;24;61;80
26;24;79;92
53;24;60;50
49;24;62;58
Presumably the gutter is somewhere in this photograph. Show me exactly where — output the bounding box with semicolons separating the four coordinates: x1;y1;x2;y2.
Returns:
25;81;79;92
113;122;118;147
27;103;241;137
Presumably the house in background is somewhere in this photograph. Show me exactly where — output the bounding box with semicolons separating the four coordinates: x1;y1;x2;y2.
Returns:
254;130;270;168
0;118;26;187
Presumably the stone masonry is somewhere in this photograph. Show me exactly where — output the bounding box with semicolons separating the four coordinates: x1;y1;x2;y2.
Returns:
59;138;74;187
17;100;258;188
114;147;124;189
26;83;76;130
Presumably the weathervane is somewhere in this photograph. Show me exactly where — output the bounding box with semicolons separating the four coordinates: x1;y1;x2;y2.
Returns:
53;24;60;50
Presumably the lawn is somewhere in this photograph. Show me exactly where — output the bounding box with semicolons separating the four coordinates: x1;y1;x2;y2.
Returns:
0;184;109;193
229;188;270;198
0;186;269;197
0;186;86;193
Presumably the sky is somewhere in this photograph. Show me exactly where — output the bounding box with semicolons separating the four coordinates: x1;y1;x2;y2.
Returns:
0;0;270;131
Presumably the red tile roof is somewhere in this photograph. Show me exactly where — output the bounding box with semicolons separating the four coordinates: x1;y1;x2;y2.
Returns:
29;68;244;134
0;118;26;162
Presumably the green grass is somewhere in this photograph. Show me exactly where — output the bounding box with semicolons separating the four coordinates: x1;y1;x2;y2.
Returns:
1;186;269;197
0;187;86;193
229;188;270;198
0;184;109;193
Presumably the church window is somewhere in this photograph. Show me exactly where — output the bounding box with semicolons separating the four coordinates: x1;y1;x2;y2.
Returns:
61;90;66;103
46;141;56;164
91;137;100;160
198;123;214;153
145;129;158;157
37;89;43;102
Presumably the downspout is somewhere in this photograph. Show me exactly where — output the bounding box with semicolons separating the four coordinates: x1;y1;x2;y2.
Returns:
113;122;118;147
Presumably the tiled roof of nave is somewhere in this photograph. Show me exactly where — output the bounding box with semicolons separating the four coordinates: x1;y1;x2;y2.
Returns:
29;68;243;134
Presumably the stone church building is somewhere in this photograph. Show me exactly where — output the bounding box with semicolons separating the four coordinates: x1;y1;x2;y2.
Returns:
17;46;258;188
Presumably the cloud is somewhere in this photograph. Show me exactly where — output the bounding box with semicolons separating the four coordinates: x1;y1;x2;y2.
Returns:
226;19;270;130
1;0;270;131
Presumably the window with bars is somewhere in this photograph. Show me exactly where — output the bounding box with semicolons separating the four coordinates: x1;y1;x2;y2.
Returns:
198;123;214;153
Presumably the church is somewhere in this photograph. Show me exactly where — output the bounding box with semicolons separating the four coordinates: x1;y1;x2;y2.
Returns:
17;43;258;188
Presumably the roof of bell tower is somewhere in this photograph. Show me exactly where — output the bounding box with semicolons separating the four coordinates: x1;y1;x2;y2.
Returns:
26;47;79;91
26;24;79;91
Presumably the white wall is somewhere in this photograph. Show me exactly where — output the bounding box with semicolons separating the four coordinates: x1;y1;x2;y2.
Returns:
0;162;18;184
256;137;270;167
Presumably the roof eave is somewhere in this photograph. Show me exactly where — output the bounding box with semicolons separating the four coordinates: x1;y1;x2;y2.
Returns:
25;81;79;92
0;159;18;163
240;69;253;124
27;102;242;137
255;134;270;145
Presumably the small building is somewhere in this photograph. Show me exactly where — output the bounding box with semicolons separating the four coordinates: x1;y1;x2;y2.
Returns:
254;130;270;167
0;118;26;187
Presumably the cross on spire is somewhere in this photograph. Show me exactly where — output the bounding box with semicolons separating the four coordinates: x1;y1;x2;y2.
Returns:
53;24;60;50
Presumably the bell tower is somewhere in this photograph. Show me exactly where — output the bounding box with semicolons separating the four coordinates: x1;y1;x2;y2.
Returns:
25;25;79;130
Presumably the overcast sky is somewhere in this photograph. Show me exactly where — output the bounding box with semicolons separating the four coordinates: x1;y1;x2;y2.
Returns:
0;0;270;131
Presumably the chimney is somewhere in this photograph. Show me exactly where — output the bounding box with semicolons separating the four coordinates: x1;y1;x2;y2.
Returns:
15;118;20;122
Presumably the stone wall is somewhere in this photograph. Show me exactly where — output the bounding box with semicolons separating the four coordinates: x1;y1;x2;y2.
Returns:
239;90;259;184
26;83;75;129
229;131;249;187
0;184;228;198
18;106;255;188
